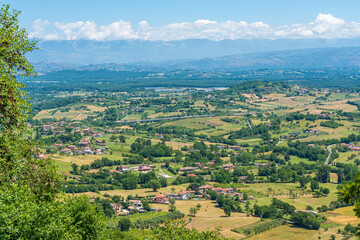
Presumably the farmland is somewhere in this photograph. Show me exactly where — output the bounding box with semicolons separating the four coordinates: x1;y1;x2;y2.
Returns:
30;81;360;239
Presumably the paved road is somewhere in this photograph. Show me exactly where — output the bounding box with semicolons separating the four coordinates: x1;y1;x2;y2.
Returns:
325;144;336;165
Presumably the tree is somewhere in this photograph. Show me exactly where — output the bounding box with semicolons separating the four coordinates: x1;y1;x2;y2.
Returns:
118;217;132;231
169;204;177;212
0;4;107;239
340;172;360;237
110;135;117;142
224;205;231;217
119;135;126;143
122;176;138;190
310;180;319;192
142;200;151;211
159;177;168;188
71;163;79;174
0;185;107;239
152;220;226;240
148;179;161;192
290;211;320;230
0;3;60;202
189;207;198;217
96;198;115;218
316;166;331;183
196;204;202;210
111;195;121;204
299;176;310;189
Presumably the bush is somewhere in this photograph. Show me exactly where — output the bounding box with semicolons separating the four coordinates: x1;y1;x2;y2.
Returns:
134;211;185;229
118;217;132;231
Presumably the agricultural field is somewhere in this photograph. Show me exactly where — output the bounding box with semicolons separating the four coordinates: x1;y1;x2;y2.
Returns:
30;81;360;239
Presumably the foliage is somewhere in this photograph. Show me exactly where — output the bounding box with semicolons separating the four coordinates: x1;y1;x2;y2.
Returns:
0;183;107;240
320;119;341;128
148;179;161;192
117;218;132;231
290;212;321;230
233;219;287;236
189;207;198;217
133;211;184;229
340;171;360;236
0;3;61;202
151;219;226;240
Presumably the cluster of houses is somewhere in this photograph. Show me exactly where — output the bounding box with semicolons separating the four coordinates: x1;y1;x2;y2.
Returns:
340;143;360;151
55;138;108;155
178;162;235;173
216;145;241;150
303;128;321;134
152;184;253;204
92;198;162;216
90;182;255;216
115;164;155;173
60;144;106;155
42;121;66;134
42;121;107;138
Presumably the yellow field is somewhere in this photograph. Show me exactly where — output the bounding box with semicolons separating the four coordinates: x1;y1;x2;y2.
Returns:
248;225;317;240
319;100;359;112
84;104;107;112
100;183;190;198
51;154;104;165
327;206;360;225
151;139;192;150
152;200;259;239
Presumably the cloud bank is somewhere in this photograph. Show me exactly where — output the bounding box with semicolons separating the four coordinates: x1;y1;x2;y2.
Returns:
29;14;360;41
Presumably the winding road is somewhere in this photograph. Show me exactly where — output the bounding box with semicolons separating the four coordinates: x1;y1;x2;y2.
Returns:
325;144;336;165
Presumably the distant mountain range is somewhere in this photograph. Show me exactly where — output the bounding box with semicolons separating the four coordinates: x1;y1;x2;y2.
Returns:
33;46;360;72
28;38;360;66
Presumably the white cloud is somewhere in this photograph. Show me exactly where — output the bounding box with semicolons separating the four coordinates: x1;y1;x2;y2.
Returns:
53;20;137;40
29;14;360;41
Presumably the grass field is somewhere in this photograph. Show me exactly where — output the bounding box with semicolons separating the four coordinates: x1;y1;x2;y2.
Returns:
248;225;317;240
54;159;73;172
101;183;190;199
237;182;339;210
326;206;360;225
152;200;259;239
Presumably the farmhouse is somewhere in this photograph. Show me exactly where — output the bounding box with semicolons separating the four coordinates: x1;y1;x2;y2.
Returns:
117;166;130;172
60;148;72;155
229;145;241;150
198;184;213;193
238;176;248;182
178;191;195;200
179;166;198;172
138;165;152;172
153;194;169;204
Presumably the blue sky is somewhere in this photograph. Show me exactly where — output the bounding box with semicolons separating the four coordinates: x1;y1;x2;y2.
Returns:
3;0;360;41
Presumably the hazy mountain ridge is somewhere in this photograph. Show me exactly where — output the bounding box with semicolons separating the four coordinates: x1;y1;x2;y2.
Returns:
28;38;360;66
33;46;360;72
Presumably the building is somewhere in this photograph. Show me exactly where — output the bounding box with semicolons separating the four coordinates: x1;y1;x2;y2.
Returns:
179;166;198;172
206;162;215;167
178;191;195;200
138;165;152;172
198;184;213;193
117;166;130;172
238;176;248;182
229;145;241;150
129;200;142;208
221;164;234;171
153;194;169;204
217;145;227;150
60;148;72;155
